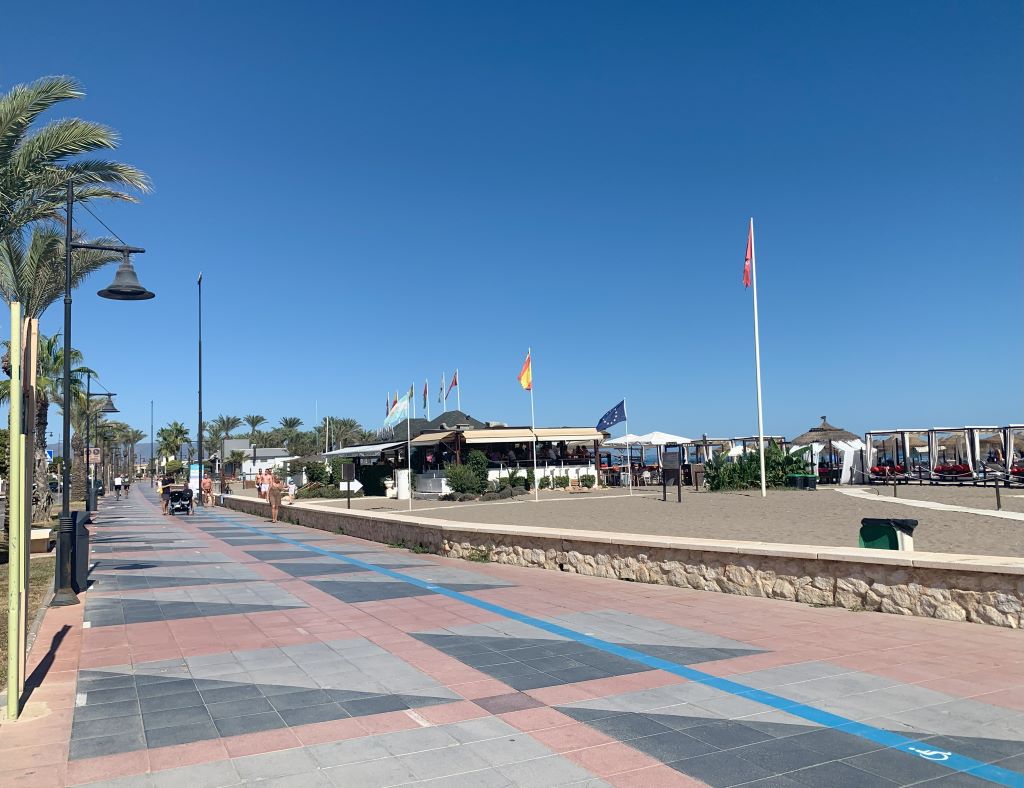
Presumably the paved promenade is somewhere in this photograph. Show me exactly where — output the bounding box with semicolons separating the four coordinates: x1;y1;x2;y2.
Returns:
1;490;1023;786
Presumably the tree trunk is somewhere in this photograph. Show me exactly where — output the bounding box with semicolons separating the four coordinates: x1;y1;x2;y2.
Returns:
31;398;51;523
71;432;86;501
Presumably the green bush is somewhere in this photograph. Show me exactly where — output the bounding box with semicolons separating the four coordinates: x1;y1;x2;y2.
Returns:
445;463;480;494
328;457;351;482
553;475;570;489
704;442;809;491
465;450;490;493
511;486;529;496
526;467;535;491
305;461;329;484
296;482;364;499
481;491;500;501
579;474;596;488
538;476;551;489
504;466;522;489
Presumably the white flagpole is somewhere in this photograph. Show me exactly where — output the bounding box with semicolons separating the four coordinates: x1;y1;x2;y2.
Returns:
406;398;413;511
750;217;767;498
442;370;446;413
529;349;538;502
411;384;416;419
456;368;461;411
625;398;632;496
325;416;330;453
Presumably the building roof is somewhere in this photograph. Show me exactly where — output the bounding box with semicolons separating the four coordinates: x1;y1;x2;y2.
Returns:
411;427;604;446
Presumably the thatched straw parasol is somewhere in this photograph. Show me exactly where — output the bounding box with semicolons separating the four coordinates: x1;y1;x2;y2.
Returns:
791;417;859;446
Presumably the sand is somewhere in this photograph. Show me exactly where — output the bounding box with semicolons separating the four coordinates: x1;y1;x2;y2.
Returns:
303;485;1024;558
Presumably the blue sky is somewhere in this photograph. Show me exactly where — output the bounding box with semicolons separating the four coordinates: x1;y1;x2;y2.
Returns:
3;0;1021;447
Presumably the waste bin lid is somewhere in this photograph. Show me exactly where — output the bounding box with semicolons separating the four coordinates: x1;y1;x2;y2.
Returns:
860;517;918;536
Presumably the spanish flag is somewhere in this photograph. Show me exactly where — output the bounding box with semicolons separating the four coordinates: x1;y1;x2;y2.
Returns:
517;350;532;391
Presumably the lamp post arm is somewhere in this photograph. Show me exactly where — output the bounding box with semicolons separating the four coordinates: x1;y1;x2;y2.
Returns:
69;242;145;255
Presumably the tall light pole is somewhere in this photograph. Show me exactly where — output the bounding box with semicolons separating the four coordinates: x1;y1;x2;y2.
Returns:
197;273;203;504
55;180;154;607
84;373;118;511
150;400;154;486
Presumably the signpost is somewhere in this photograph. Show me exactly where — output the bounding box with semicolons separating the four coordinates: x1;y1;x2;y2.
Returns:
341;463;357;510
662;444;682;503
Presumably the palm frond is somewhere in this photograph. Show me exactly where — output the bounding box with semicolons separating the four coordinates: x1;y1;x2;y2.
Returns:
0;76;83;162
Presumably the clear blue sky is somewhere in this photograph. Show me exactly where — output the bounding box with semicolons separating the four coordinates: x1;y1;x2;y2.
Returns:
3;0;1021;447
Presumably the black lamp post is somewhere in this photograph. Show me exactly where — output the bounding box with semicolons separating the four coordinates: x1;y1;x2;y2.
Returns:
54;180;154;607
84;372;118;511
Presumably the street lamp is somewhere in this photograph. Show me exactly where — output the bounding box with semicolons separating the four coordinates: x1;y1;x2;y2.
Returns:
197;273;203;506
55;181;154;607
84;373;118;511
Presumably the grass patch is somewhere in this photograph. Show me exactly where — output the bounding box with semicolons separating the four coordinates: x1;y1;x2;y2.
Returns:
0;556;56;685
464;547;490;563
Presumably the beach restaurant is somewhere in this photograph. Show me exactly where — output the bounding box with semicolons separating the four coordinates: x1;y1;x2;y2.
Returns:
864;425;1024;484
410;425;605;495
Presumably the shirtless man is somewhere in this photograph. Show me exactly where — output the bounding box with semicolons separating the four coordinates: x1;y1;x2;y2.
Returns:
201;473;213;506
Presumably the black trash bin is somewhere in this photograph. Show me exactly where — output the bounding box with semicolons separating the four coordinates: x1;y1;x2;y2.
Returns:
70;509;91;593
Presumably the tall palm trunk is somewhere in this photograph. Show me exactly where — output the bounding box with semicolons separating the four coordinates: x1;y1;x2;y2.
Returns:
31;396;50;522
71;432;86;501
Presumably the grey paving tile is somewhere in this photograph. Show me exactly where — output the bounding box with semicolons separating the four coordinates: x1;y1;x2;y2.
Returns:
842;747;957;784
148;759;241;788
206;696;275;719
379;726;460;756
309;736;391;767
139;689;205;712
248;773;333;788
212;710;284;736
144;720;220;748
789;760;898;786
266;688;333;711
411;768;514;787
399;744;491;780
136;678;197;698
198;684;263;704
233;747;320;780
685;720;776;749
70;730;146;759
142;704;212;730
444;716;522;743
340;694;408;717
74;698;142;721
83;685;139;705
588;712;674;741
71;713;144;740
668;750;775;786
497;755;601;786
630;730;720;761
278;703;350;726
788;727;885;758
733;737;832;773
323;757;417;787
461;733;554;767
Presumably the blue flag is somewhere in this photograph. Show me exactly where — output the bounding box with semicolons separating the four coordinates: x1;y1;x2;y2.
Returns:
596;400;626;431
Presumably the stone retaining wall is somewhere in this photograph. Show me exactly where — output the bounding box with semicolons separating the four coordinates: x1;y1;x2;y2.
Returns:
222;495;1024;629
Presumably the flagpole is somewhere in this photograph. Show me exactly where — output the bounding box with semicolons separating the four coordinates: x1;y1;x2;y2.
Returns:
456;368;461;411
407;400;413;512
411;383;416;419
442;370;446;413
625;399;632;497
750;217;767;498
426;380;430;421
529;349;538;502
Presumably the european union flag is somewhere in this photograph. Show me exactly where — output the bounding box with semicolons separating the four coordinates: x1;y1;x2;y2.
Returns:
596;400;626;431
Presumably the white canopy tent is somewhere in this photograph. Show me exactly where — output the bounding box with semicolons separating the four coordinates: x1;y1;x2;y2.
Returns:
602;433;644;447
633;431;692;446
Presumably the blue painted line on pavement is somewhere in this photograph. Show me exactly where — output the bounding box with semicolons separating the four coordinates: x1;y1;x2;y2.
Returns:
199;504;1022;786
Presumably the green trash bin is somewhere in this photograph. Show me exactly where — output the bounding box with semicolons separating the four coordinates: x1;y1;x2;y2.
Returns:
859;518;917;550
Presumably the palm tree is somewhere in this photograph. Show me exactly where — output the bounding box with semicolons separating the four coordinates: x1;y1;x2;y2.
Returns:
0;76;149;243
244;414;266;439
64;393;106;501
204;426;223;457
124;428;145;480
1;332;94;520
0;225;122;320
330;418;363;449
212;414;243;439
278;416;302;453
157;421;190;464
227;450;247;479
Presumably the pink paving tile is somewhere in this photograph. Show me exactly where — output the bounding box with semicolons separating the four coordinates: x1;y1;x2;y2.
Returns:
355;709;423;735
562;741;664;777
498;706;576;731
607;764;709;787
525;683;599;705
293;716;372;746
65;749;150;786
147;737;230;771
222;727;303;758
973;686;1024;711
528;722;617;752
0;762;67;787
0;742;68;772
414;700;490;725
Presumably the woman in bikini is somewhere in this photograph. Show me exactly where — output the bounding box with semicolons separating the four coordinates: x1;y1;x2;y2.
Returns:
267;474;284;523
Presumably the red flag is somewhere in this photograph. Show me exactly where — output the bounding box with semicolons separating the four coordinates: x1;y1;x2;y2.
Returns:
743;219;753;288
446;369;459;397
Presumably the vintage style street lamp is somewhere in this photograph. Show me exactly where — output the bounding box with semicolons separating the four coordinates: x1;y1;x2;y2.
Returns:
54;181;155;606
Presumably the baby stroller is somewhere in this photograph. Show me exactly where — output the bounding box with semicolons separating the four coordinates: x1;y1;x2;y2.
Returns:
168;488;193;515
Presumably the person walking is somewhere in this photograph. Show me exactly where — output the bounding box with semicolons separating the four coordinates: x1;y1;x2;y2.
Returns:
160;472;174;515
201;473;213;506
124;475;131;497
113;474;123;500
267;474;284;523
